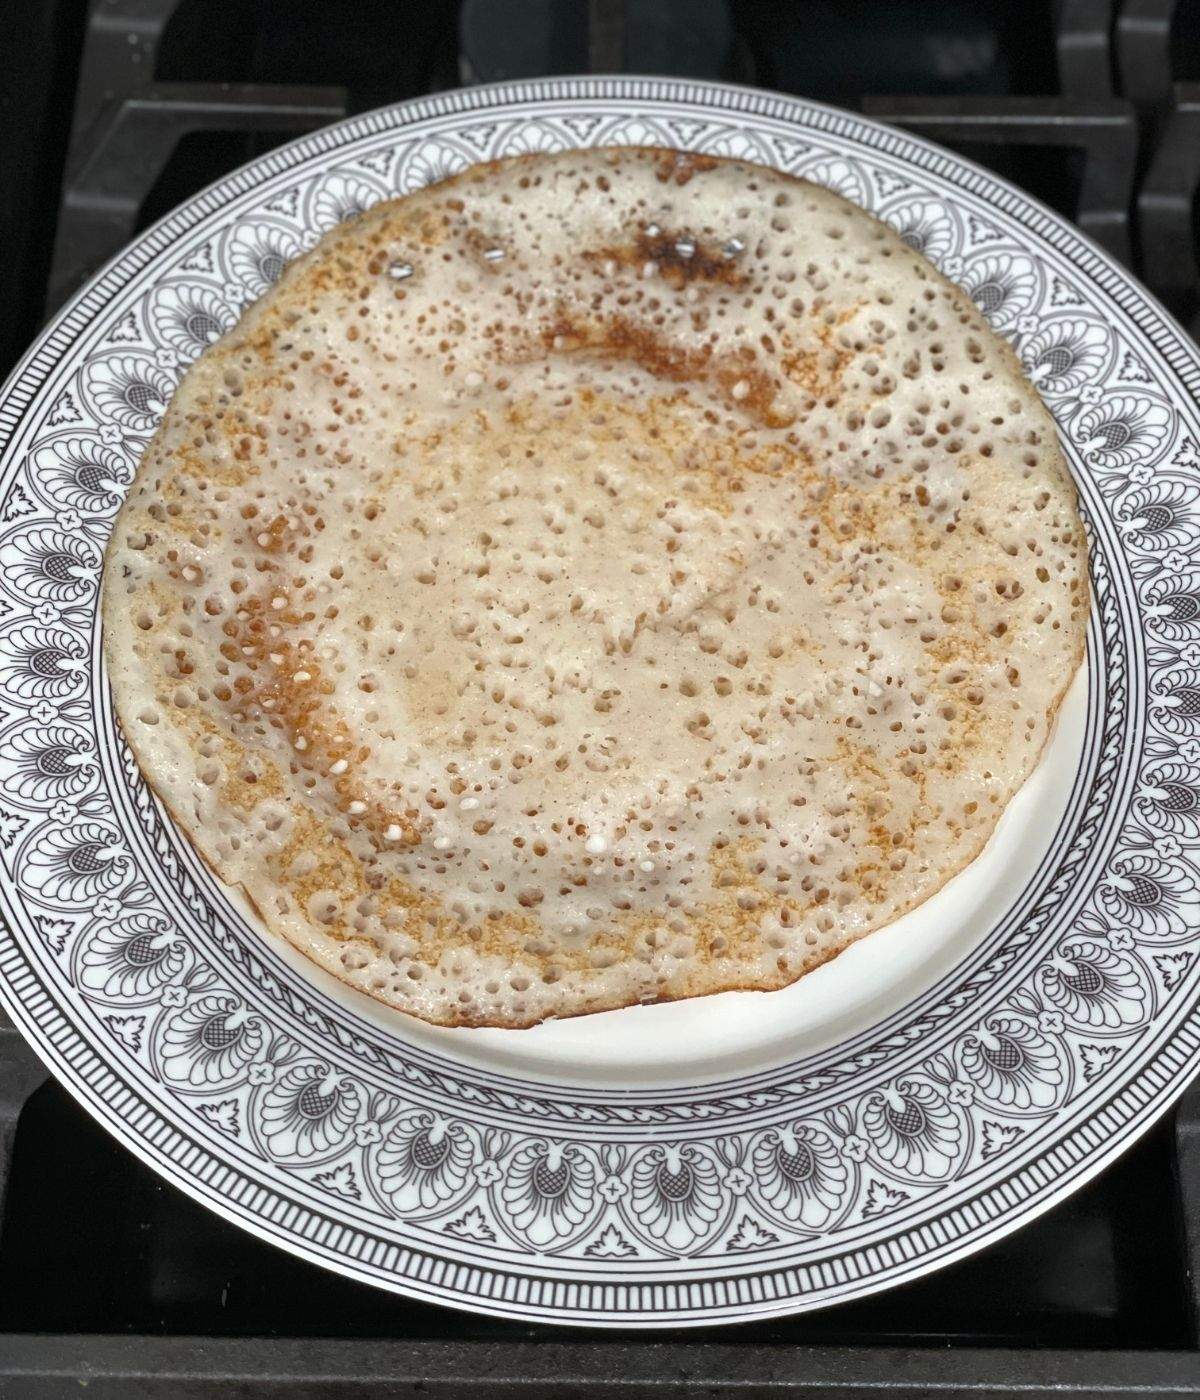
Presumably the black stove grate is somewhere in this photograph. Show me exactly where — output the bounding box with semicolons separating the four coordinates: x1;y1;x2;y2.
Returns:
3;0;1200;1392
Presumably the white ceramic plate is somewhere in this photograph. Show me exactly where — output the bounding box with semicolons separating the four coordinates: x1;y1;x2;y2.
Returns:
0;76;1197;1327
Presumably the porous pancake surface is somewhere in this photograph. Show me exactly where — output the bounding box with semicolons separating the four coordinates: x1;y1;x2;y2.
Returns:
103;148;1088;1027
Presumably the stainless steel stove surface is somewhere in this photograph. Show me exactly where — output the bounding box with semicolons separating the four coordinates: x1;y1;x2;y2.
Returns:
3;1;1200;1394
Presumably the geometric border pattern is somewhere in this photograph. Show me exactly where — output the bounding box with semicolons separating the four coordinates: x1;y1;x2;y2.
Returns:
0;77;1198;1323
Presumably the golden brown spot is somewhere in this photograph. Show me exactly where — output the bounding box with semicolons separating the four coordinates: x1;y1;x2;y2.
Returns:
539;311;794;428
655;150;719;185
583;226;747;290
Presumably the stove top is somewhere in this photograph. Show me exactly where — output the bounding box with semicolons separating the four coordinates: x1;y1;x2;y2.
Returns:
2;1;1200;1393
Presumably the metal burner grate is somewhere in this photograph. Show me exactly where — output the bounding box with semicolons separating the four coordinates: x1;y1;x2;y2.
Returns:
44;0;347;313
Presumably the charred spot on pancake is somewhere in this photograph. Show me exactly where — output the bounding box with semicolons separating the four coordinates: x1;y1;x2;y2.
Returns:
583;225;748;290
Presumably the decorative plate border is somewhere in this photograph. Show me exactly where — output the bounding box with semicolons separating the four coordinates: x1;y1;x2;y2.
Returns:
0;77;1197;1324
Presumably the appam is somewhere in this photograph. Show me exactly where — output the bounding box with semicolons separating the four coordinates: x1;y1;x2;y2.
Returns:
102;147;1088;1028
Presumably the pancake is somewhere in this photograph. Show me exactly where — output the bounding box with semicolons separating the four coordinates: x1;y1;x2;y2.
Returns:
102;147;1088;1029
